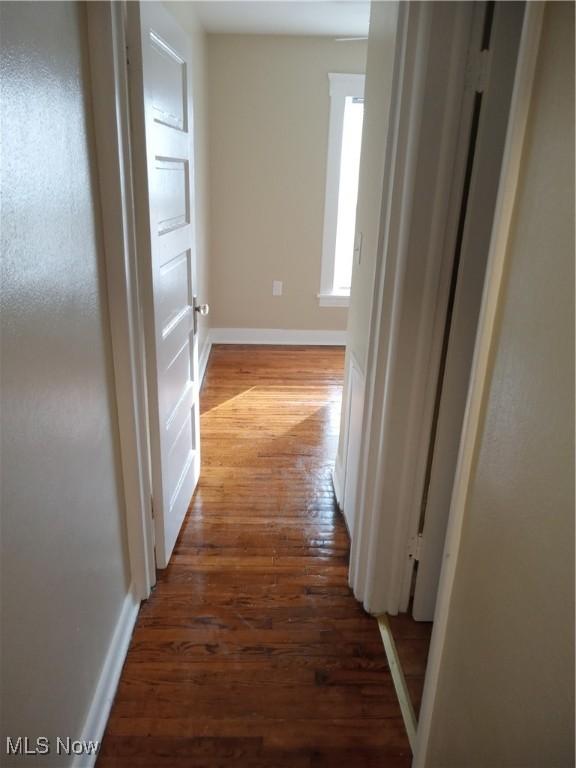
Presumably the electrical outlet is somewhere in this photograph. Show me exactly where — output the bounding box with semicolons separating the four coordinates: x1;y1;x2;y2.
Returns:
272;280;283;296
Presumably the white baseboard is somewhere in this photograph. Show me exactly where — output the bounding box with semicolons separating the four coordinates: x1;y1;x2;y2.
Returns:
333;459;345;510
198;336;213;386
73;587;140;767
210;327;346;346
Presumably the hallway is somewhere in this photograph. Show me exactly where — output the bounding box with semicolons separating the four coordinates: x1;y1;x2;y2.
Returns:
97;345;411;766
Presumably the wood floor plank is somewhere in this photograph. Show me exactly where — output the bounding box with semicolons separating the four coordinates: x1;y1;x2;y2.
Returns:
97;345;414;766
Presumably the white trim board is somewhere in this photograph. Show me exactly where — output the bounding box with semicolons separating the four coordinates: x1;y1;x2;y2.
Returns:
210;328;346;346
198;336;212;385
318;292;350;308
86;2;155;600
72;588;140;768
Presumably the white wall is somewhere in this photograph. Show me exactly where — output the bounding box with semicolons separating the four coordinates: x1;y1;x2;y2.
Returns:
206;34;366;331
164;1;211;368
0;2;131;761
423;4;575;764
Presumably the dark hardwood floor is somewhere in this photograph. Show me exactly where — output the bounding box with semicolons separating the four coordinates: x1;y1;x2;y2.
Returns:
97;345;413;767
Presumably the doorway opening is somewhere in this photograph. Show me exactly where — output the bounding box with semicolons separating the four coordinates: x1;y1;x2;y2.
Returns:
123;0;371;576
358;0;526;747
89;0;529;762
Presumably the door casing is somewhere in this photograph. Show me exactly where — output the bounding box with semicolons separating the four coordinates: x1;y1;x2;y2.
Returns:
415;5;546;763
86;2;156;600
412;1;525;622
349;1;485;615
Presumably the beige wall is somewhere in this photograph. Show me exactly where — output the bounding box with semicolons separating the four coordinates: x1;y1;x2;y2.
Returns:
0;2;131;760
165;2;211;363
424;4;575;765
207;34;366;330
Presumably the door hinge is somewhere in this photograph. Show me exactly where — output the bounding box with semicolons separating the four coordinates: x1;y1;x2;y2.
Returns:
407;533;424;562
466;48;492;94
149;497;156;550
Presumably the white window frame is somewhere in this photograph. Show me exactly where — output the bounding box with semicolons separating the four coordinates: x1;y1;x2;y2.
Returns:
318;72;365;308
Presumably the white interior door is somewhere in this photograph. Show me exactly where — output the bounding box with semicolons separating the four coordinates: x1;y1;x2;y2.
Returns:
412;2;525;620
342;355;365;538
129;2;201;568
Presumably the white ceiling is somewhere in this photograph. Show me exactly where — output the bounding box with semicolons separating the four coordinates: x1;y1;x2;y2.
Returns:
179;1;371;38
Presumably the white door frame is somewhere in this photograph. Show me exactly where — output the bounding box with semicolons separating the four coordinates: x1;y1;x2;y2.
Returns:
345;0;544;760
349;0;484;614
411;1;526;622
414;5;545;763
86;2;156;600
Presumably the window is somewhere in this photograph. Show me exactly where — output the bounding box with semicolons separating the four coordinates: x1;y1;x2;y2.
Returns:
319;73;365;307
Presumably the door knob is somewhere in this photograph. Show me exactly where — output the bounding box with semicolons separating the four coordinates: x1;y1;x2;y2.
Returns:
192;296;209;335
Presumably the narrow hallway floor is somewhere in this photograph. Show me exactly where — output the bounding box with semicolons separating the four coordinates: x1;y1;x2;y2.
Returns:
98;345;412;767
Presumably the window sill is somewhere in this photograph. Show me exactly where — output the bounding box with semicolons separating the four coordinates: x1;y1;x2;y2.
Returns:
317;293;350;308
